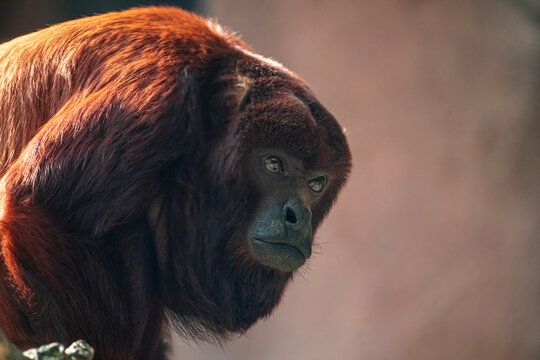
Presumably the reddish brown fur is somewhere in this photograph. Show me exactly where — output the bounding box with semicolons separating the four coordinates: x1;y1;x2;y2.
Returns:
0;7;351;360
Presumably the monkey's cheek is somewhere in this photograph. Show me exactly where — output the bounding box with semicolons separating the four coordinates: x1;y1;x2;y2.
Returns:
249;238;306;271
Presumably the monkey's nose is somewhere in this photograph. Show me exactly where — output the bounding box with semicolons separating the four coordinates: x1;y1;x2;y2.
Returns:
282;200;312;259
282;199;311;230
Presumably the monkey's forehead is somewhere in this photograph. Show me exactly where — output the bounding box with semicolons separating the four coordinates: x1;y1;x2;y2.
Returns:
233;93;346;172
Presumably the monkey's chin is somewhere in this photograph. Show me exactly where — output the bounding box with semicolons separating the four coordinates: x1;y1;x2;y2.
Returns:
249;238;306;271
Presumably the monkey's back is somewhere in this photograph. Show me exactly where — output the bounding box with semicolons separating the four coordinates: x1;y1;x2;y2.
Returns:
0;7;243;175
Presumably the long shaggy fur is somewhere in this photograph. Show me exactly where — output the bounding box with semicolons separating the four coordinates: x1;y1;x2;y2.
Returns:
0;7;351;359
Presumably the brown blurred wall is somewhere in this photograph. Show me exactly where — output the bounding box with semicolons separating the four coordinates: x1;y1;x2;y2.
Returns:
173;1;540;359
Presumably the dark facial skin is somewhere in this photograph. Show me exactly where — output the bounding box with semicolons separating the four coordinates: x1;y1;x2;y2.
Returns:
247;148;329;271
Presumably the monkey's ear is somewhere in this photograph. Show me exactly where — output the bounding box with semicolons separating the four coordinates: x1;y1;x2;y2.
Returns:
207;76;251;135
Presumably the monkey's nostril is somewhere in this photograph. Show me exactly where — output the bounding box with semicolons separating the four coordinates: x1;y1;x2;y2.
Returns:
285;207;297;224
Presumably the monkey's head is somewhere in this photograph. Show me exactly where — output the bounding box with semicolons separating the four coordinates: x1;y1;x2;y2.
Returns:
156;55;351;340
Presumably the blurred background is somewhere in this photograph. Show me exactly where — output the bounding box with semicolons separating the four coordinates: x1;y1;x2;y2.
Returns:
1;1;539;359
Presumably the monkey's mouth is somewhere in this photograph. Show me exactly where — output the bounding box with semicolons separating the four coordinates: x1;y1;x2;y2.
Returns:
249;238;306;271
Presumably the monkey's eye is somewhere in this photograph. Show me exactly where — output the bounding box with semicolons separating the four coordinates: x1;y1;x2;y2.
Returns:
263;155;286;174
308;176;326;193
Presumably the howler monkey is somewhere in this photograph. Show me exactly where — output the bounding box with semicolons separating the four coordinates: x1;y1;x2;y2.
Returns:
0;7;351;359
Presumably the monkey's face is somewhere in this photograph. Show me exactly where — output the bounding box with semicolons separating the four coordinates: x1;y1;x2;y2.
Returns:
246;148;330;271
